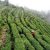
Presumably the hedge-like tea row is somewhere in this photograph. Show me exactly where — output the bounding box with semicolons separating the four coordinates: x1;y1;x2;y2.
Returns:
10;23;26;50
16;25;35;50
15;17;44;50
21;34;35;50
34;31;50;50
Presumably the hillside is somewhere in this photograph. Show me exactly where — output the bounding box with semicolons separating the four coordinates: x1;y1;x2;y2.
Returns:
0;1;50;50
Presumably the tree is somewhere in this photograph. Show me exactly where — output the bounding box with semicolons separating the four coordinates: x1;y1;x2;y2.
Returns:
5;0;9;6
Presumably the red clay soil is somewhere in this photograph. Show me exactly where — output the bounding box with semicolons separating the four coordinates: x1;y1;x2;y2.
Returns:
1;27;7;47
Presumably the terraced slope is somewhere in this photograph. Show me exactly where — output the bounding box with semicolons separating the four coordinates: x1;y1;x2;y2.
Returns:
0;2;50;50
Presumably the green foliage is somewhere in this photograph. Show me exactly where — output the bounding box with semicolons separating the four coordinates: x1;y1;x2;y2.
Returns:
21;34;35;50
0;2;50;50
10;23;25;50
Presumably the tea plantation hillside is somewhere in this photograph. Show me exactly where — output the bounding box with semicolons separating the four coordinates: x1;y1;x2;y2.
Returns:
0;1;50;50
